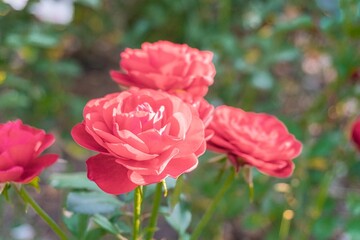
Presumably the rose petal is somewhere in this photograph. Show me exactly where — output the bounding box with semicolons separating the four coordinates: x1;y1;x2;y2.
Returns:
19;154;59;183
0;166;23;183
87;154;137;195
116;148;179;175
71;123;107;152
106;142;157;161
128;153;198;185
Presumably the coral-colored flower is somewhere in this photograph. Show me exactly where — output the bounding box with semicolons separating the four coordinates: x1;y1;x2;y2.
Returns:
110;40;215;98
0;120;58;183
351;117;360;151
71;88;206;195
207;106;302;178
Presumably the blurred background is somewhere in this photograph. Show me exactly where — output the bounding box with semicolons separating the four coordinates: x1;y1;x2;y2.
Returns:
1;0;360;239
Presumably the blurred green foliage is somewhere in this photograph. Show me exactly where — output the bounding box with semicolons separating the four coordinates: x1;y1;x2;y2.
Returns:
1;0;360;239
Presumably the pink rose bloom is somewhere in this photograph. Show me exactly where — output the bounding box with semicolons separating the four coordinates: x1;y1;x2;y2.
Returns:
71;88;206;195
0;120;58;183
351;117;360;151
110;40;216;97
207;106;302;178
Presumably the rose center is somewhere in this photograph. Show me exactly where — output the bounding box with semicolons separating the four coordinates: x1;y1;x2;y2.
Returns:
124;102;166;134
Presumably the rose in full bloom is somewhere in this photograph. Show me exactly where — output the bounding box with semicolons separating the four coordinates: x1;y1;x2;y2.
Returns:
207;105;302;178
71;88;206;195
0;120;58;183
110;40;216;97
351;117;360;151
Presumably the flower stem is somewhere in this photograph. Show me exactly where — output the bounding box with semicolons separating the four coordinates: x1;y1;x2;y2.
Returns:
16;186;68;240
144;182;163;240
190;169;235;240
133;186;142;240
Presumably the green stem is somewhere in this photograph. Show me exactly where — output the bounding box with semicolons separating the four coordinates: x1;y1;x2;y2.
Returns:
190;169;235;240
133;186;142;240
145;183;163;240
16;186;68;240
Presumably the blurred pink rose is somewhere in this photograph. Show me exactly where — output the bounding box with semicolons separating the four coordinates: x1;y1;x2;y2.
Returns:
110;40;215;97
351;117;360;150
0;120;58;183
207;106;302;178
71;88;206;194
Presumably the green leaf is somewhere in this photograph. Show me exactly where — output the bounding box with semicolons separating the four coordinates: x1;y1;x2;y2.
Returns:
27;31;59;48
310;132;342;158
165;203;191;234
275;16;313;32
0;2;11;15
346;193;360;216
49;172;100;191
84;228;106;240
251;71;274;90
0;90;30;109
5;33;24;48
92;214;120;235
63;213;89;238
272;49;300;62
3;74;33;92
66;191;122;215
75;0;101;9
345;217;360;239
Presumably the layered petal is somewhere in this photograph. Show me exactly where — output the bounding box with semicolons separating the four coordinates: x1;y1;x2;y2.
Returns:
87;154;137;195
110;40;216;98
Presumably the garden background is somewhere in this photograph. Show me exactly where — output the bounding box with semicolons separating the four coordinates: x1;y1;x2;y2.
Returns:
1;0;360;239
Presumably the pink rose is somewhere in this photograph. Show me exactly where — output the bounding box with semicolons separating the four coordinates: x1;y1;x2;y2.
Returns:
0;120;58;183
207;106;302;178
351;117;360;151
71;88;206;195
110;40;216;97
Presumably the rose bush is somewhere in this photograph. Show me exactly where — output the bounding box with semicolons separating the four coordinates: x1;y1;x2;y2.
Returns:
71;88;206;194
206;105;302;177
351;117;360;151
110;40;216;97
0;120;58;183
